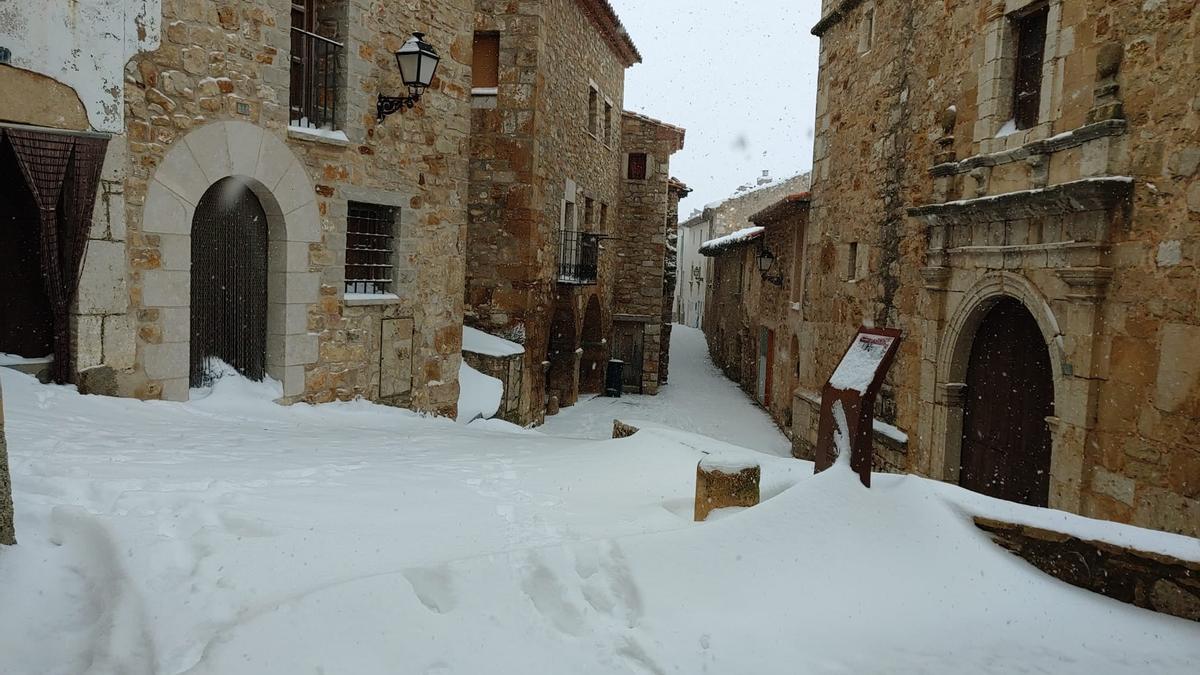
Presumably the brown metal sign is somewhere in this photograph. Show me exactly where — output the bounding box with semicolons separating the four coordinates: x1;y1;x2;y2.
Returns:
813;327;902;487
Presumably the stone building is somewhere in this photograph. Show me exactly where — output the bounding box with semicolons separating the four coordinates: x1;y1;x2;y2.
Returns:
464;0;685;422
701;194;811;431
1;0;474;416
674;172;810;331
794;0;1200;535
612;111;687;395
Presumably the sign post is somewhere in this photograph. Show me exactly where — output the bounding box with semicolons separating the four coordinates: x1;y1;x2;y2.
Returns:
813;327;902;487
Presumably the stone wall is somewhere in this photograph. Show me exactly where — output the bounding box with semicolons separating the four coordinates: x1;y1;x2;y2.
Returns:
975;517;1200;622
702;199;809;430
462;350;525;423
0;378;13;545
115;0;473;416
703;172;811;238
466;0;633;423
801;0;1200;535
614;111;684;394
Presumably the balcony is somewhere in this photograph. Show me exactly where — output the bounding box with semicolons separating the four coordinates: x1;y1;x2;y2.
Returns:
289;27;343;132
557;230;600;285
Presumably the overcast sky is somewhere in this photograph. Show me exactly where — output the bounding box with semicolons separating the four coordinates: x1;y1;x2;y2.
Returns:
609;0;823;219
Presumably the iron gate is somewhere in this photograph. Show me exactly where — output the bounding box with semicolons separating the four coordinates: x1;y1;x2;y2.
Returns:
190;178;269;387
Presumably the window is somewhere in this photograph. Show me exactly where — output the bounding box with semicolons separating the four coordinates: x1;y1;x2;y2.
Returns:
563;198;576;231
599;203;609;232
472;32;500;91
859;7;874;53
345;202;396;295
627;153;648;180
604;100;614;144
846;242;859;281
1012;3;1048;130
588;86;599;136
584;197;595;229
290;0;346;130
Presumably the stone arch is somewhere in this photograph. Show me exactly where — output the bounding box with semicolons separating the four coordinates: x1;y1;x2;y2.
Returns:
579;295;605;394
933;271;1065;486
139;121;320;401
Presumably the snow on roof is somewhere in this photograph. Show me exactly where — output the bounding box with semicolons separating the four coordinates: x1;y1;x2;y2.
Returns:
698;225;764;257
621;110;686;151
462;326;525;357
749;192;812;225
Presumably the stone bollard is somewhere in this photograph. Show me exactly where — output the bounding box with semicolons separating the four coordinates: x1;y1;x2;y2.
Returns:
695;456;761;522
612;420;640;438
546;394;560;416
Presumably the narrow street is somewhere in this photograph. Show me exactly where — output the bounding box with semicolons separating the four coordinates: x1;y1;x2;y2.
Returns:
541;325;792;456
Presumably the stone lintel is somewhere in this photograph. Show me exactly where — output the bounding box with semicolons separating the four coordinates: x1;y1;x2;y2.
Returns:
908;177;1133;226
920;266;951;291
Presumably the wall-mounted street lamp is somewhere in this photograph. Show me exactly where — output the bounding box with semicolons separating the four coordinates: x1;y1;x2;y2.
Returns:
757;246;784;286
377;32;441;122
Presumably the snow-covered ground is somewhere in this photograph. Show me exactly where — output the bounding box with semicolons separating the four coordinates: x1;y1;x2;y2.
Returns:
0;327;1197;674
541;325;793;456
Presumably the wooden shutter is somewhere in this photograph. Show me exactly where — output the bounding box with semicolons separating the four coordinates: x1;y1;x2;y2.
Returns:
473;33;499;89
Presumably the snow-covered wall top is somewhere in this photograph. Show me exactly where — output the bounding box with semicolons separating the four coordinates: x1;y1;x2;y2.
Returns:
0;0;161;133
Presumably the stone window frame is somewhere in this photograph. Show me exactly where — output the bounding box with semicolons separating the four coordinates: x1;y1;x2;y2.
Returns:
336;186;413;307
974;0;1065;153
603;97;615;147
858;2;875;55
586;82;601;139
626;152;649;181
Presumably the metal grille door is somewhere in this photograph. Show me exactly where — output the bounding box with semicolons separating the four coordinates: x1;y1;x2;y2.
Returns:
190;178;268;387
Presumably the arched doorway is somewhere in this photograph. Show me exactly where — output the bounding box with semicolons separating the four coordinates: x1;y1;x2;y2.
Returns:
960;297;1054;507
190;177;269;387
579;296;605;394
0;140;53;361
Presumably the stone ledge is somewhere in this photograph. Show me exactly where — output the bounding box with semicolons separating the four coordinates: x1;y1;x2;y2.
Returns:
975;516;1200;622
812;0;867;37
286;125;353;147
931;120;1127;177
908;177;1133;226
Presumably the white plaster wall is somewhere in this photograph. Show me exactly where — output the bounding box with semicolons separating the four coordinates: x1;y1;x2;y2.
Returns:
675;218;712;329
0;0;161;133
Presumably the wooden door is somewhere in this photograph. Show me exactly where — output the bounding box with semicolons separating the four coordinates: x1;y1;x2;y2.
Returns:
190;178;269;387
612;321;644;393
757;327;774;407
960;298;1053;507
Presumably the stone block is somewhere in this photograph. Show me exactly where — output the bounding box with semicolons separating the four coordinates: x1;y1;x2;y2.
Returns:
142;270;190;308
161;377;189;402
103;314;136;371
142;341;188;380
143;180;193;235
76;240;128;315
1154;323;1200;413
695;458;760;521
1091;466;1135;506
75;315;104;370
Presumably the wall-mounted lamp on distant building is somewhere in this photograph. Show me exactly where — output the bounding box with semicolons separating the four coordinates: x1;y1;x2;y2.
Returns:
377;32;441;122
757;247;783;286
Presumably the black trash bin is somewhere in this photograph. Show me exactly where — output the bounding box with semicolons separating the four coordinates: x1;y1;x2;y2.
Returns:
604;359;625;397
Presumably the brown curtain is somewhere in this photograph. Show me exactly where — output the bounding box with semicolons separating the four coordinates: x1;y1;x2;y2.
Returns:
4;128;110;383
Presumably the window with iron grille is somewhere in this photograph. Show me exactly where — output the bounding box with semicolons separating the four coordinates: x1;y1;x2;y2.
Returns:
345;202;397;295
290;0;347;131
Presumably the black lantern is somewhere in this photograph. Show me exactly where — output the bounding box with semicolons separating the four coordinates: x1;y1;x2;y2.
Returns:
377;32;441;122
757;246;783;286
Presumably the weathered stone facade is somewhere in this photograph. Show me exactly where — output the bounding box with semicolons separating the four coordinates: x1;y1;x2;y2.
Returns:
796;0;1200;535
703;196;811;432
613;111;686;395
3;0;475;417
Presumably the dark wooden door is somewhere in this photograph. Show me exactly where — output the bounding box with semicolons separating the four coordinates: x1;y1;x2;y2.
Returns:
612;321;644;393
960;298;1053;507
190;178;268;387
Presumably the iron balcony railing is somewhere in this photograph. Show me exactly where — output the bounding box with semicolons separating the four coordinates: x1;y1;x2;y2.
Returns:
289;27;342;131
557;230;600;285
